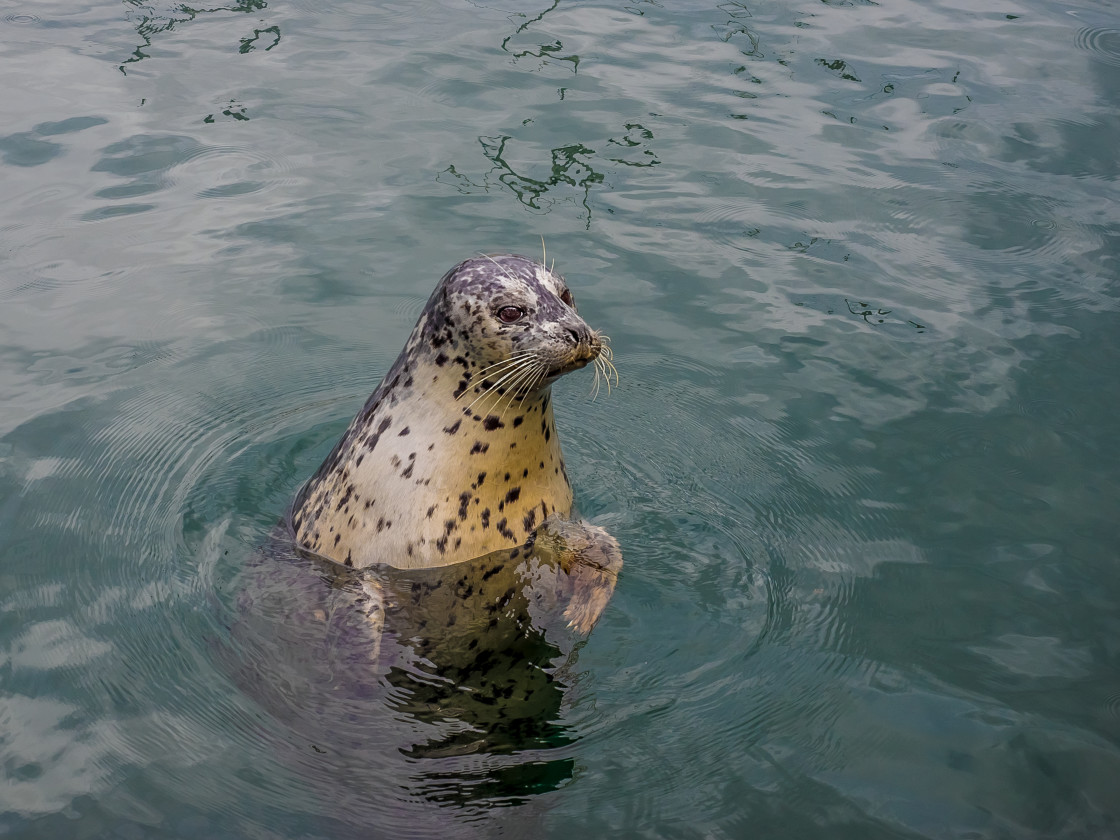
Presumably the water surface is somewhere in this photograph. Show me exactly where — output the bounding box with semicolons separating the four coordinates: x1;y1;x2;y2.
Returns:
2;0;1119;837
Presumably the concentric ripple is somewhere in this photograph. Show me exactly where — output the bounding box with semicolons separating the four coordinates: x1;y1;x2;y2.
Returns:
0;325;387;824
1075;26;1120;67
176;144;297;200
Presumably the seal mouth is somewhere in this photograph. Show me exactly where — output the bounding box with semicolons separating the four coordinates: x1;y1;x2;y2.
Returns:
546;357;593;379
545;341;601;380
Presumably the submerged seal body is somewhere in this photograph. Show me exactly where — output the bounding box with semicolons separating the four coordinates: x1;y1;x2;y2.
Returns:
290;254;612;572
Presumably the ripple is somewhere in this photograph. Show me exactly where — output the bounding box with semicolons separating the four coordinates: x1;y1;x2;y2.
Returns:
4;13;39;24
2;343;384;817
86;135;295;218
1011;212;1100;265
1105;692;1120;723
1075;26;1120;68
3;389;292;819
107;396;319;551
283;0;453;34
389;293;430;320
9;618;113;672
176;144;297;200
1016;396;1079;426
692;201;765;252
84;391;228;544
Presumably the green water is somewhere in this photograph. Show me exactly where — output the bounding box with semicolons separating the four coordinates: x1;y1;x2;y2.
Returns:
2;0;1119;836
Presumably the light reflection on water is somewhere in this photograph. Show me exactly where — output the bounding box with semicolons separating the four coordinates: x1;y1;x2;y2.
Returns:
2;0;1119;836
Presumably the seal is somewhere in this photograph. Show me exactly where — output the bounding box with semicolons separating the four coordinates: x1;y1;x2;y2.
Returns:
231;259;619;777
289;254;618;578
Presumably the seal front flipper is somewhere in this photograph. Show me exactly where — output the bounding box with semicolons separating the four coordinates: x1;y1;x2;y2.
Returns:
524;515;622;634
298;548;389;665
380;515;621;650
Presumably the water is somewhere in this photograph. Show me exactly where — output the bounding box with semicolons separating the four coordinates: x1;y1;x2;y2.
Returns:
2;0;1119;836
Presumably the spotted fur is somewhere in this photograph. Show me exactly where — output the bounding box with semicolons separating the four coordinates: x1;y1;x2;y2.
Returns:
290;254;602;570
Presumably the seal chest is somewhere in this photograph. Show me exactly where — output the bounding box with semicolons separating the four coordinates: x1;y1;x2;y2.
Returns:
291;254;606;570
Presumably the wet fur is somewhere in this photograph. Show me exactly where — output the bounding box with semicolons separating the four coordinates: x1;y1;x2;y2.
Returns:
290;255;605;570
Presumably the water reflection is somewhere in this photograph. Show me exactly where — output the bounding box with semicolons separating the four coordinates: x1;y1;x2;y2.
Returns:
501;0;579;74
119;0;279;74
229;530;609;814
439;124;659;227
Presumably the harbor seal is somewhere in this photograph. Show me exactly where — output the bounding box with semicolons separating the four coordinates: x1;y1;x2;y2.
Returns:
228;256;620;774
284;253;621;632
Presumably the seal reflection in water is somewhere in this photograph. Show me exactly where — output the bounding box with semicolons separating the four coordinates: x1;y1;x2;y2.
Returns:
237;254;620;787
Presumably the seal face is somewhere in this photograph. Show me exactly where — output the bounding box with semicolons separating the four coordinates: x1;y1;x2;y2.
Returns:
290;254;604;570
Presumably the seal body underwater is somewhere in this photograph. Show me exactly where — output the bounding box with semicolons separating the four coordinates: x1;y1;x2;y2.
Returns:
284;253;621;631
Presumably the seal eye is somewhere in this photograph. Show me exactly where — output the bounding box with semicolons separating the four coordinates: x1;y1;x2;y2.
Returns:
497;306;524;324
560;289;574;307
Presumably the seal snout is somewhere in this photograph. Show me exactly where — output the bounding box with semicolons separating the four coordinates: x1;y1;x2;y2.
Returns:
559;314;599;348
546;326;601;378
565;325;601;353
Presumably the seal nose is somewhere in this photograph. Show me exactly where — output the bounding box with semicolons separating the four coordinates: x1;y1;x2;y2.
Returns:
564;319;596;346
562;324;602;364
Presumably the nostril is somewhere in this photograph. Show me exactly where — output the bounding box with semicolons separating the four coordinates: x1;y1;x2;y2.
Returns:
565;328;581;345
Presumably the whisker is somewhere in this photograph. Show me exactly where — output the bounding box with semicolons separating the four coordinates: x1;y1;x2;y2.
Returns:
495;360;542;420
588;347;618;399
499;369;535;420
512;361;549;416
465;357;538;412
601;353;619;389
457;352;540;405
491;354;543;391
469;351;538;379
467;359;522;384
465;360;530;410
459;364;518;408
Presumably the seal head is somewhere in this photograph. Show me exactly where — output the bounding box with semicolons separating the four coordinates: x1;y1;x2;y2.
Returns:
290;254;604;570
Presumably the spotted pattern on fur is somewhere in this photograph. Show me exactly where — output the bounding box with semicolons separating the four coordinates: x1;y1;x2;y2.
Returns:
290;254;601;570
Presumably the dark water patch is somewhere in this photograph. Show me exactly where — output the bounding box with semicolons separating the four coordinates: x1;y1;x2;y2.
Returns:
0;117;107;168
0;133;65;168
86;134;294;206
92;134;204;178
82;202;158;220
